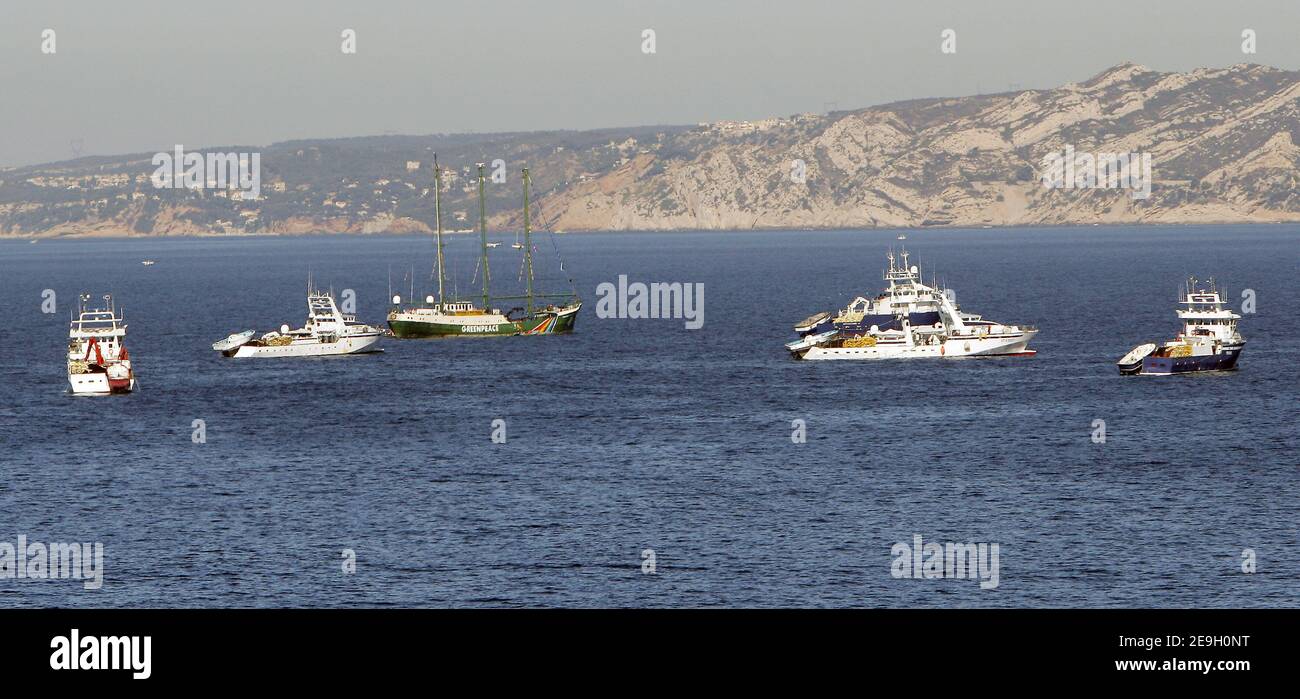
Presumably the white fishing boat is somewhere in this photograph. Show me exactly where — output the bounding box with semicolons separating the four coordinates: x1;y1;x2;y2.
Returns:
67;294;136;395
786;249;1037;360
215;285;383;358
141;260;156;266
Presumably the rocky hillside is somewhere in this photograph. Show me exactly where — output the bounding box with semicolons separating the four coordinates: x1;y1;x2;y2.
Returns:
5;62;1300;237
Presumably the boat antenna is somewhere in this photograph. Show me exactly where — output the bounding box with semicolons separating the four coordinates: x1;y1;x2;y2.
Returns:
432;154;446;306
388;264;393;304
476;163;491;310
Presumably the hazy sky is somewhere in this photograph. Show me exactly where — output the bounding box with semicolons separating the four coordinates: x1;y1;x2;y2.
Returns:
3;0;1299;167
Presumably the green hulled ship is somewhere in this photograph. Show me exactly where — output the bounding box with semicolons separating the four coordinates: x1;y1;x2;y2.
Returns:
387;160;581;338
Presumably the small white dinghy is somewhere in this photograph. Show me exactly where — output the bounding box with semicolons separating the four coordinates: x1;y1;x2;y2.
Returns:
785;329;838;353
212;330;255;352
1116;342;1156;375
793;311;831;333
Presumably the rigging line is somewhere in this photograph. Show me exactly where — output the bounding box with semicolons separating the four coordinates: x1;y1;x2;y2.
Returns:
535;196;577;290
550;230;576;290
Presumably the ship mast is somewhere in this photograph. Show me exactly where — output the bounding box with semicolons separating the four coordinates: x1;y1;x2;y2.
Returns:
523;167;534;315
432;154;445;306
476;163;490;310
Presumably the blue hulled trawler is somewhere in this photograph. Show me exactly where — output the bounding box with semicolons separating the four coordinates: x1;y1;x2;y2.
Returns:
1116;277;1245;376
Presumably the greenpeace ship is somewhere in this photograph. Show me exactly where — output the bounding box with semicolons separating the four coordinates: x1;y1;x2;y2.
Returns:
786;249;1037;360
387;161;580;338
1116;277;1245;375
67;294;136;395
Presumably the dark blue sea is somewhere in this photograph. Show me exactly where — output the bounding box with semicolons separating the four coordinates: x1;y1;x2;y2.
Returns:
1;225;1296;608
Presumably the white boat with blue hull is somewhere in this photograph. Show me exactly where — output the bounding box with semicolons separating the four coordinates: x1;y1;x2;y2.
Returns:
1117;278;1244;376
787;249;1037;360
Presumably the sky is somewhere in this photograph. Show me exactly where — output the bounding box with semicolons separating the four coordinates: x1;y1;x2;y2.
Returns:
2;0;1299;167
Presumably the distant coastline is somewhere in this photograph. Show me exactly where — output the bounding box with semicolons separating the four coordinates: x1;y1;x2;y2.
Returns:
6;63;1300;238
7;221;1299;243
